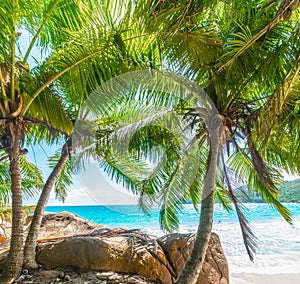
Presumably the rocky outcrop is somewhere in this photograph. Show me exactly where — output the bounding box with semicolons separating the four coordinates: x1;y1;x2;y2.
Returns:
0;212;229;283
36;212;229;284
28;211;110;240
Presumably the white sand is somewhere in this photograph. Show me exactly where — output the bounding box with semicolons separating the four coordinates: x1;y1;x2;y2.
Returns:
231;273;300;284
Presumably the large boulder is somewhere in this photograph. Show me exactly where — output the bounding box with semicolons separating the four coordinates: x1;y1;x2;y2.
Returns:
37;235;173;284
158;233;229;284
36;212;229;284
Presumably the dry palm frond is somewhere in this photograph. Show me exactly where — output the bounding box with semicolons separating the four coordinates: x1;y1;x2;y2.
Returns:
245;131;292;224
221;152;257;261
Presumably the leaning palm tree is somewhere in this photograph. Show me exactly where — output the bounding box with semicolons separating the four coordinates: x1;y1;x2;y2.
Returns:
173;2;300;282
86;2;300;283
91;74;299;282
90;69;295;282
22;0;167;270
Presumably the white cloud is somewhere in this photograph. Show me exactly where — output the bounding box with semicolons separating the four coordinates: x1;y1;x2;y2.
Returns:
24;162;139;206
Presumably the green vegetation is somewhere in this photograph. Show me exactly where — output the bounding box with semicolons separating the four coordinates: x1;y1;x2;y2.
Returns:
235;179;300;203
0;1;299;283
280;179;300;202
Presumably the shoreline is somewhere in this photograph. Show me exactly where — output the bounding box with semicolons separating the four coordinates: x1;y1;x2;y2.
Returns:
231;272;300;284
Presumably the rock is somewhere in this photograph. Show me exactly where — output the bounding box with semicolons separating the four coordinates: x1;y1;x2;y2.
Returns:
157;233;192;276
40;270;60;279
37;235;172;284
200;233;229;284
30;211;109;240
158;233;229;284
36;212;229;284
59;271;65;279
64;274;71;281
22;269;29;275
0;221;11;243
1;212;229;284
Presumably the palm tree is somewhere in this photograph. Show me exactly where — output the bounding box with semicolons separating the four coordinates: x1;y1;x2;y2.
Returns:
1;0;298;282
22;0;167;270
0;0;73;278
89;69;295;282
0;156;44;243
23;140;72;268
172;2;299;282
0;0;165;281
86;2;299;283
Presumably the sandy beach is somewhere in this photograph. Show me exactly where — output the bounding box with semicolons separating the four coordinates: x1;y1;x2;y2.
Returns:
231;273;300;284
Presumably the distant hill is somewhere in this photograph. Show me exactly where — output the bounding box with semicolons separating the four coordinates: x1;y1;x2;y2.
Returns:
234;178;300;203
278;178;300;203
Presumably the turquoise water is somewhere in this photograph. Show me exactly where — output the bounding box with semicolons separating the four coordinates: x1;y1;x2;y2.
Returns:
46;203;300;274
46;203;300;232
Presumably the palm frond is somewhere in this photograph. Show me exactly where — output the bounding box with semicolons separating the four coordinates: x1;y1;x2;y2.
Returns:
214;187;232;213
228;142;292;224
221;152;257;261
217;2;299;72
48;151;72;202
0;156;43;205
19;155;44;200
256;58;300;141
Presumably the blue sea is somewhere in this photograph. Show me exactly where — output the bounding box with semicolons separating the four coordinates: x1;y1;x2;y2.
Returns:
46;203;300;276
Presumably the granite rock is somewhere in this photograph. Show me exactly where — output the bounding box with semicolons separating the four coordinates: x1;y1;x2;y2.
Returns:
36;212;229;284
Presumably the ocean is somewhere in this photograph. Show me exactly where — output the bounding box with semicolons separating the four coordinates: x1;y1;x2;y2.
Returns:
46;203;300;276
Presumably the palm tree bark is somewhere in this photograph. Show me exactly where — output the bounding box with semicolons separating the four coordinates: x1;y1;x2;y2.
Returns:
175;115;222;284
23;141;69;269
0;123;24;283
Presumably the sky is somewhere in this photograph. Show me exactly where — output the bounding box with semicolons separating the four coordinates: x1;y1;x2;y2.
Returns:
24;143;138;206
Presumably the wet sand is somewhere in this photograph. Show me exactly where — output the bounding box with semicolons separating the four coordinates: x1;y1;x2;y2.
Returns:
231;272;300;284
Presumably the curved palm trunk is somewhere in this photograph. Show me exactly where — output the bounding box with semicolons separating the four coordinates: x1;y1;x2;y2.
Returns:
24;142;69;268
0;125;24;283
175;117;222;284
